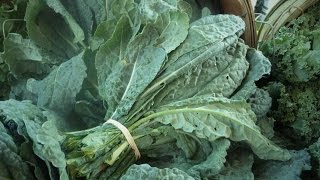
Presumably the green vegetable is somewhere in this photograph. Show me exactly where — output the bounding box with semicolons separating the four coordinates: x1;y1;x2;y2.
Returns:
254;150;311;180
27;52;87;118
216;149;254;180
261;3;320;144
309;138;320;177
0;0;27;100
0;0;298;179
120;164;195;180
0;121;35;180
1;33;53;77
259;2;320;178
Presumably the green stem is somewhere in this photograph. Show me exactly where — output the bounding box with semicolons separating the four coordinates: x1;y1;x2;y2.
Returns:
64;125;102;135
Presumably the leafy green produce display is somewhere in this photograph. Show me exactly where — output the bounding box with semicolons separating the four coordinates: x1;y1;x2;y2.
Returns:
0;0;313;179
261;4;320;145
260;2;320;178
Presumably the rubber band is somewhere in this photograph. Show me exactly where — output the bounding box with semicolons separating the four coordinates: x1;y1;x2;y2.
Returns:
105;119;141;159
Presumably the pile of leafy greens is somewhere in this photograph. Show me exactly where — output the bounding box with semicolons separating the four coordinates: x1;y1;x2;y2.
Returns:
0;0;312;179
260;2;320;178
0;0;27;100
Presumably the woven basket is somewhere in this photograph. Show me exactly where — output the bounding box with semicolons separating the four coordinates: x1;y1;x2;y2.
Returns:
257;0;319;43
220;0;257;48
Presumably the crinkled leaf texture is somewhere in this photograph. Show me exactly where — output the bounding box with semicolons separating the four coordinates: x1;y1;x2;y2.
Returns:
260;4;320;83
27;52;87;118
144;15;246;99
131;14;248;121
120;164;194;180
254;150;311;180
154;97;290;161
93;0;139;48
232;48;271;101
188;138;231;179
138;0;190;53
95;1;189;119
269;80;320;142
152;40;249;108
0;100;68;180
249;88;272;118
132;129;229;180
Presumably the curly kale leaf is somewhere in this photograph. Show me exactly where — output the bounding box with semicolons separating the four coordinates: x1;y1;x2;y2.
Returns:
260;4;320;83
261;3;320;146
268;81;320;143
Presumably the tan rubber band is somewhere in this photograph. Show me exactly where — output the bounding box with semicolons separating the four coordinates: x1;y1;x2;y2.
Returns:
105;119;141;159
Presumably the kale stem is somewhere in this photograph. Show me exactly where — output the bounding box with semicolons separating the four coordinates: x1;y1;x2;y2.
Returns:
64;125;102;135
